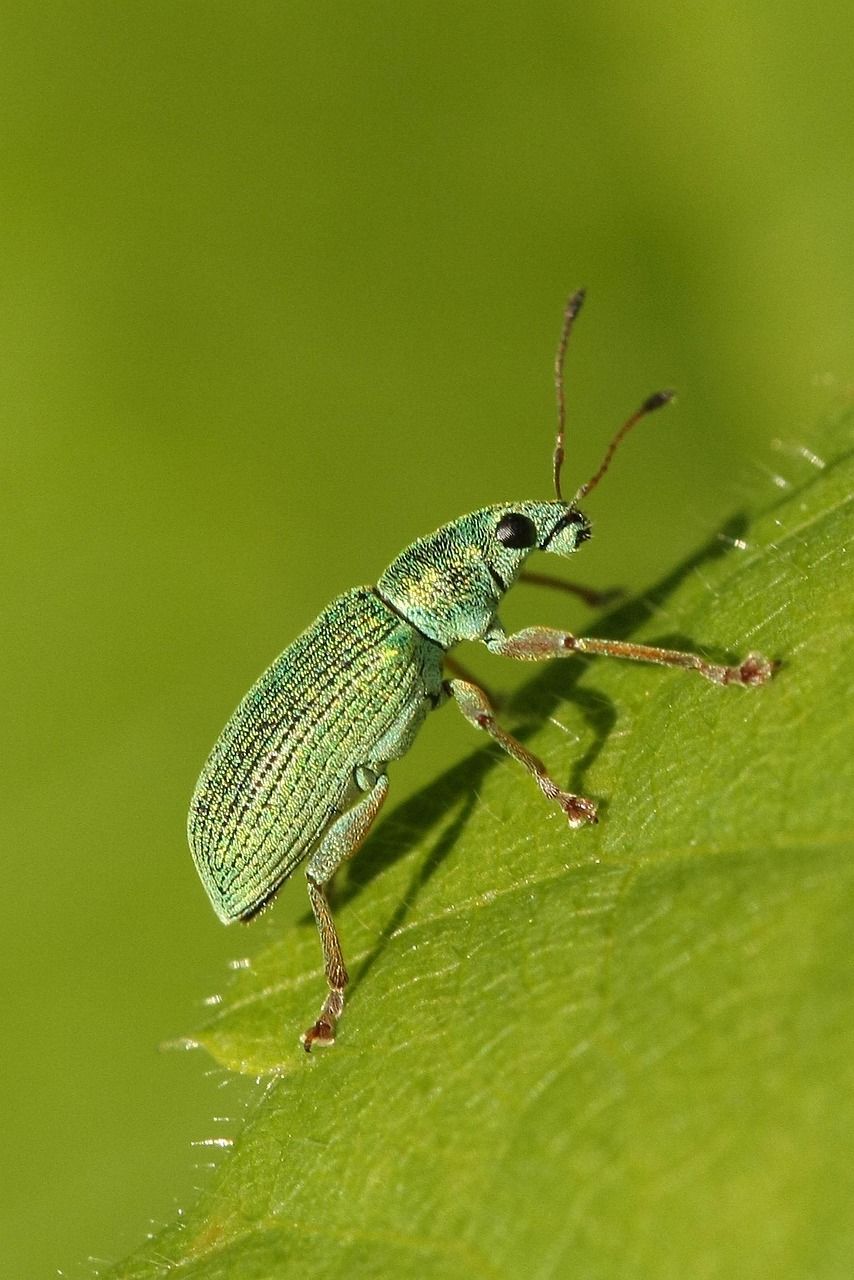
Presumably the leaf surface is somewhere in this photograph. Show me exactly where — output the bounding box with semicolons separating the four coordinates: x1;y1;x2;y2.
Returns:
112;422;854;1280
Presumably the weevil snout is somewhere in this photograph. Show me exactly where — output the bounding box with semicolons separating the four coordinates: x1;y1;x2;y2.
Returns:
538;506;591;556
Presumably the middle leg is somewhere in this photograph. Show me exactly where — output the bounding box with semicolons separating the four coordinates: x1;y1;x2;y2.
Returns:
448;678;597;827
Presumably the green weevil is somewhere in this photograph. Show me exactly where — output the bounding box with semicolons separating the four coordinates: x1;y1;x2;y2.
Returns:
188;291;774;1051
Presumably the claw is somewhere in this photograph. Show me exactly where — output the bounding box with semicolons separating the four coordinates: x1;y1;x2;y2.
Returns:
300;988;344;1052
301;1018;336;1053
559;792;598;827
738;652;777;685
726;652;777;686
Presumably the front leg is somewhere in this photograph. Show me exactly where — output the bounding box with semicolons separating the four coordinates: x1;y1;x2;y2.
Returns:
301;765;389;1052
448;678;597;827
485;623;775;687
517;570;624;609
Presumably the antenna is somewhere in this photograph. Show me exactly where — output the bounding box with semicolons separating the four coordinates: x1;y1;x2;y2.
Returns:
552;289;586;500
573;389;674;504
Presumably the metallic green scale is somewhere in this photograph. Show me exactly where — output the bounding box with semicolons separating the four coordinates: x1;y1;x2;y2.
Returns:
188;292;776;1052
189;586;444;922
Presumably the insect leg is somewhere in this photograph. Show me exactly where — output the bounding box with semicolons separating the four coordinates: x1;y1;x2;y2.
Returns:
443;653;501;708
301;766;389;1052
486;625;775;687
447;678;597;827
517;570;623;608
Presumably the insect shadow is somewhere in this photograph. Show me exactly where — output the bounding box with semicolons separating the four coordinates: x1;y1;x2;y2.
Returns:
316;511;750;1003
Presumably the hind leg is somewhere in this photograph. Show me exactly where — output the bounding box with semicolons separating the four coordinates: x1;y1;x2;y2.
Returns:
301;766;388;1052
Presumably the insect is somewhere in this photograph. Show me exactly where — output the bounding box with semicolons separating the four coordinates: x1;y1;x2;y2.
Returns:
188;291;775;1051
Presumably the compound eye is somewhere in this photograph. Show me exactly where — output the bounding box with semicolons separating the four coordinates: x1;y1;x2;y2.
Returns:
496;512;537;549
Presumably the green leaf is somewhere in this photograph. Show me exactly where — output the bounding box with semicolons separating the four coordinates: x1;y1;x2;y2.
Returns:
112;421;853;1280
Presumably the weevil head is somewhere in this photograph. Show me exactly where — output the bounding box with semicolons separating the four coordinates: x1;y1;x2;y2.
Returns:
376;294;674;649
377;499;590;647
485;500;592;566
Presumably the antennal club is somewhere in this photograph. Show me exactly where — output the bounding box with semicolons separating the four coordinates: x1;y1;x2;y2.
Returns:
573;389;675;504
552;288;586;500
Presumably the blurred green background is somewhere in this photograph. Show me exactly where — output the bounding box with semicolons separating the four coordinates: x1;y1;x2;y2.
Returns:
1;3;852;1275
